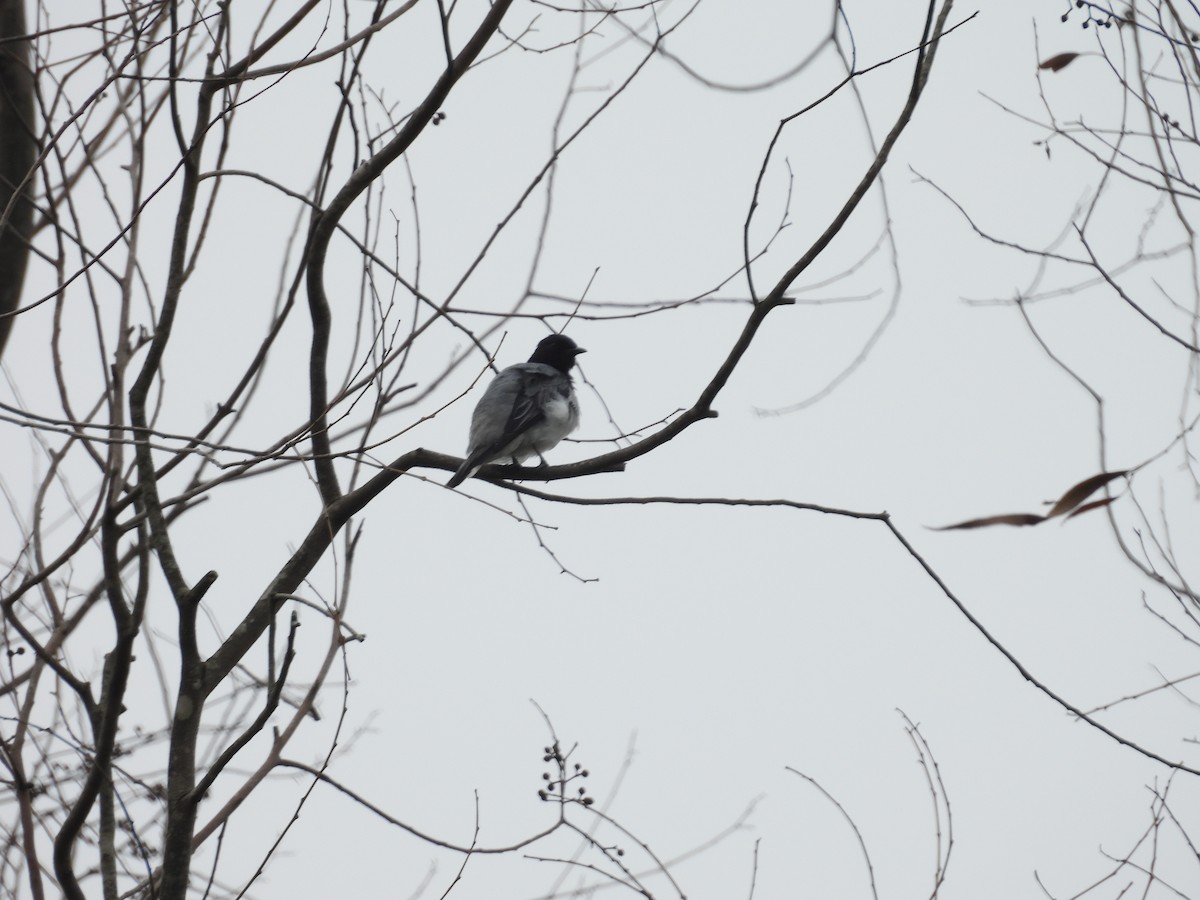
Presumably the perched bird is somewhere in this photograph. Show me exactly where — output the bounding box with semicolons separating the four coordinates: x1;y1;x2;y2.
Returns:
446;334;586;488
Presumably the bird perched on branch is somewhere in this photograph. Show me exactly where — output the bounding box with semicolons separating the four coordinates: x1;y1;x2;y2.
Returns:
446;334;586;488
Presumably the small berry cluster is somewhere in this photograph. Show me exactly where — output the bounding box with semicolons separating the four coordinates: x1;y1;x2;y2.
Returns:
1061;1;1117;29
537;739;594;807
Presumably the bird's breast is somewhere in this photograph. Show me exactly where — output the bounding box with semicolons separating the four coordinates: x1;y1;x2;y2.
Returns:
525;391;579;453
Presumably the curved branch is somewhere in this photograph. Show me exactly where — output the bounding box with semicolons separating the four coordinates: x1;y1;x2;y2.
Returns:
883;518;1200;778
276;758;562;854
504;488;1200;779
204;0;959;694
303;0;516;507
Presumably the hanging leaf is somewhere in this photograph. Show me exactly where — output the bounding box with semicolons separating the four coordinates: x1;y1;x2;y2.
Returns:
934;470;1128;531
1045;470;1128;518
932;513;1046;531
1063;496;1119;520
1039;52;1080;72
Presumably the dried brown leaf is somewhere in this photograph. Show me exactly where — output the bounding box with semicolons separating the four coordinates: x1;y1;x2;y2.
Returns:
1039;52;1080;72
934;470;1127;532
932;513;1046;531
1063;496;1118;520
1046;470;1128;518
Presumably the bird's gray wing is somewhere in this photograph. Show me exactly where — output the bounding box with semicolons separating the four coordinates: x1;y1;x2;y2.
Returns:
467;364;560;463
502;367;565;442
448;364;566;487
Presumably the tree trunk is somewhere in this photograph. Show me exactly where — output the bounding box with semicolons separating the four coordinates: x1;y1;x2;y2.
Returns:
0;0;34;359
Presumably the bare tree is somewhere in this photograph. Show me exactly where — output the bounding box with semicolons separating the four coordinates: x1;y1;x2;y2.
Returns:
927;2;1200;896
0;2;974;898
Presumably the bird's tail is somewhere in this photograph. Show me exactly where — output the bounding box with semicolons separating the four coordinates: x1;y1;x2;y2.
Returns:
445;459;479;488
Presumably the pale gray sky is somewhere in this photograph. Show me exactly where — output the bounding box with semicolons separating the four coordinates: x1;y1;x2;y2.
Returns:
4;1;1199;898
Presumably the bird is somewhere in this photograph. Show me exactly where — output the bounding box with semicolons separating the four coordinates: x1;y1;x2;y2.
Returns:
446;334;586;488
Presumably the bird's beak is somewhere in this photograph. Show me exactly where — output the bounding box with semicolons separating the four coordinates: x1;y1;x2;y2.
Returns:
575;348;587;355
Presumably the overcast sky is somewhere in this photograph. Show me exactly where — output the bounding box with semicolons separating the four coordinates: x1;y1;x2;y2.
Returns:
6;1;1200;898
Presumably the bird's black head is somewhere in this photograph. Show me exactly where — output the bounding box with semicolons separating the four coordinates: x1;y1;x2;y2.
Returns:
528;334;586;373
